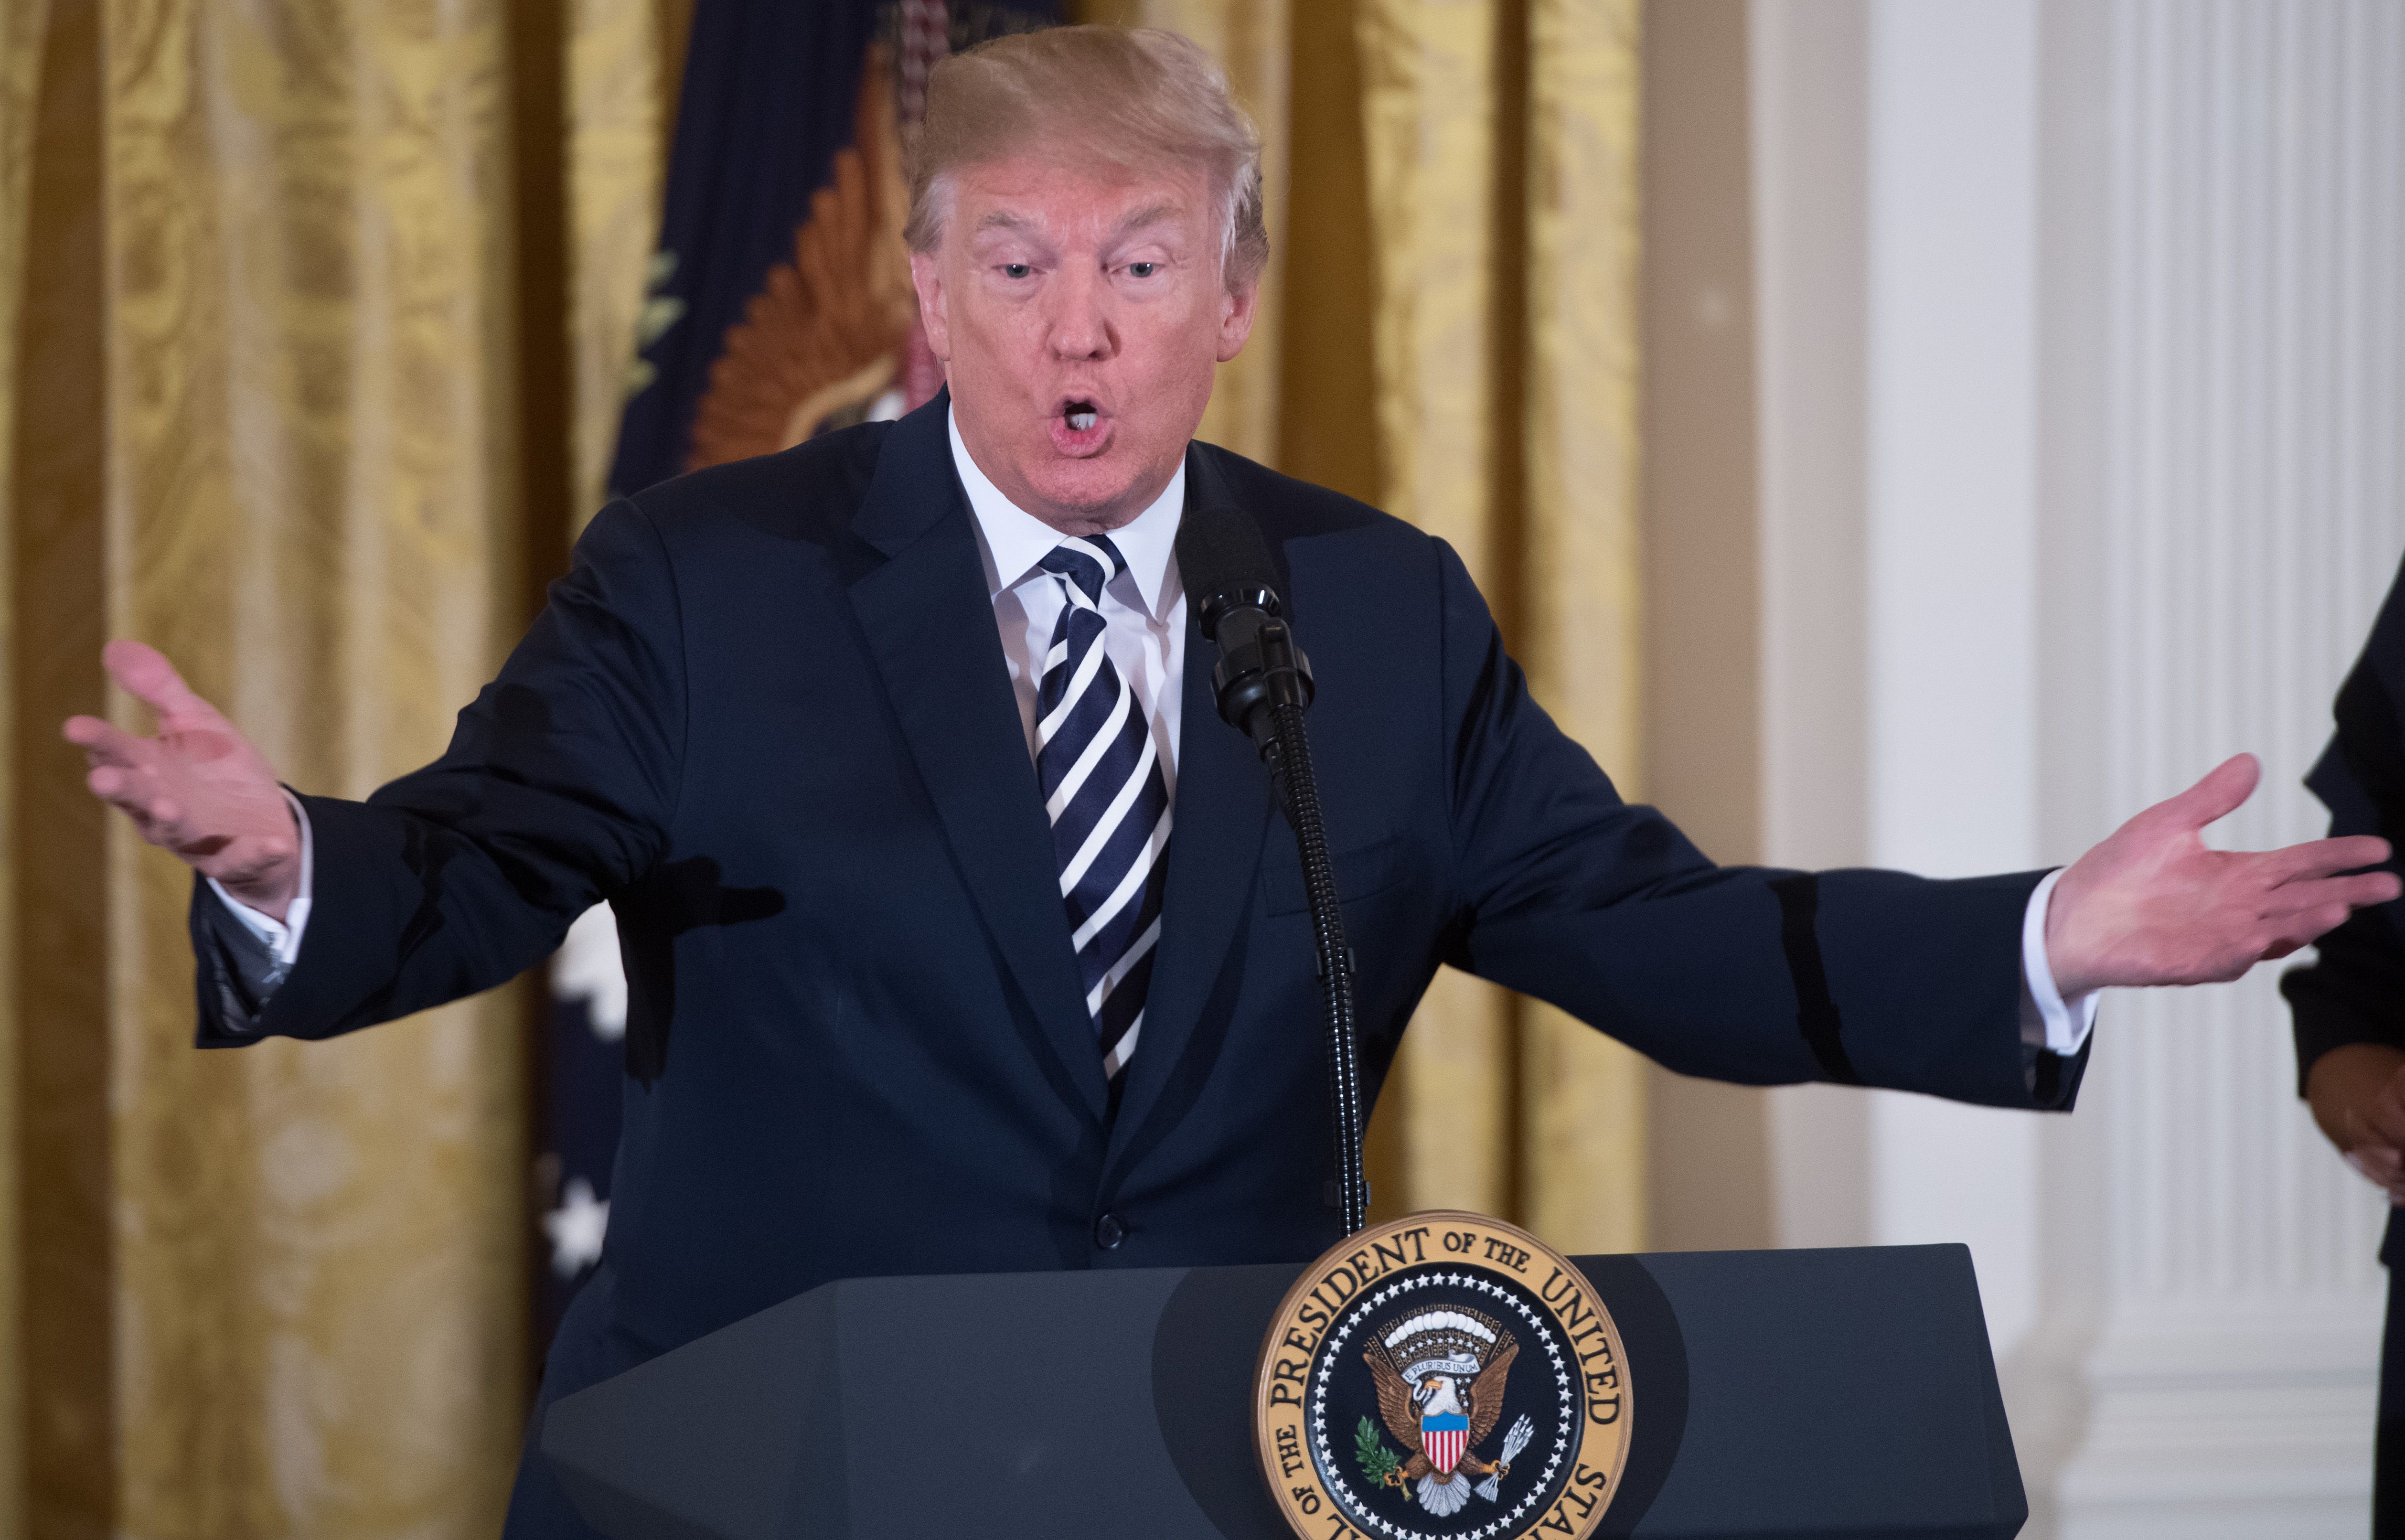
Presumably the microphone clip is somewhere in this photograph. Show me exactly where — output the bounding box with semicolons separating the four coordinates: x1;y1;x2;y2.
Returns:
1198;588;1315;749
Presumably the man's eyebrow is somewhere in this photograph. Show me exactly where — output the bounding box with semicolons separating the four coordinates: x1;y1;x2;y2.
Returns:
973;210;1038;234
1113;202;1181;236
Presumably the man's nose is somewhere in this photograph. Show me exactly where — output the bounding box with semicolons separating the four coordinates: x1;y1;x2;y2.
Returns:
1048;268;1115;360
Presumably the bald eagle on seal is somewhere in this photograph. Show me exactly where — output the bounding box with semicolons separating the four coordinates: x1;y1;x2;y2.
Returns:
1365;1337;1520;1517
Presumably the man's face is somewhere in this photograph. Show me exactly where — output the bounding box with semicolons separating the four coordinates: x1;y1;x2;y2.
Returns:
911;150;1258;536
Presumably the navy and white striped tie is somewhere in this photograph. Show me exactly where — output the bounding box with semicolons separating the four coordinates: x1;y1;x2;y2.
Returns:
1036;536;1171;1087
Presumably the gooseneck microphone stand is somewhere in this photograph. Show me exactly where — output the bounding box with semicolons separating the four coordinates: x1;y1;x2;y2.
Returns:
1177;503;1369;1236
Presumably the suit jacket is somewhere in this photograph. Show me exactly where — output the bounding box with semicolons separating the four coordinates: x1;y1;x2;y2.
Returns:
193;392;2085;1358
2283;549;2405;1265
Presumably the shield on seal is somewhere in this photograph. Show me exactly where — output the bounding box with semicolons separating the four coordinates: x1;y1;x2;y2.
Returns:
1421;1411;1469;1474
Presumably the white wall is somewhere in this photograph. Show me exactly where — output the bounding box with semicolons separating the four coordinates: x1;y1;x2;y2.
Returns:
1751;0;2405;1532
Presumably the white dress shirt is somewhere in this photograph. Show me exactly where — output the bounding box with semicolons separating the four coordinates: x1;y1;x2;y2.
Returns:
206;789;312;968
949;407;1188;790
217;405;2096;1057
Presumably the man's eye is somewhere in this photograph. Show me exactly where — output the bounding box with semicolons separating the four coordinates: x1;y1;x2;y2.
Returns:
1002;263;1032;279
1128;262;1159;278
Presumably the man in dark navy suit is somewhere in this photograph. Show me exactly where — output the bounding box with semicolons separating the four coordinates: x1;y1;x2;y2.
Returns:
2286;554;2405;1538
64;25;2400;1537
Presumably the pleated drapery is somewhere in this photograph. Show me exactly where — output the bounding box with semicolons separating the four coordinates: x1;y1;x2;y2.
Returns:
0;0;1646;1529
1;1;579;1532
1512;0;1646;1254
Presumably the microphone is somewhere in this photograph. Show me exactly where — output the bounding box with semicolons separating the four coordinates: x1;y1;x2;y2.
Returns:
1176;501;1368;1236
1175;503;1314;749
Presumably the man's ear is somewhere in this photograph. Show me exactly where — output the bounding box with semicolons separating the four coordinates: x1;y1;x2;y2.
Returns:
910;250;951;359
1215;278;1261;364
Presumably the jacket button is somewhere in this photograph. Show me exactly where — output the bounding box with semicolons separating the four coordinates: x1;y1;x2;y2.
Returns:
1094;1212;1127;1250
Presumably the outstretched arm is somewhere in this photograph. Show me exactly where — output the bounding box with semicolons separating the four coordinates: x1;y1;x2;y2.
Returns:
64;498;686;1042
1430;534;2397;1109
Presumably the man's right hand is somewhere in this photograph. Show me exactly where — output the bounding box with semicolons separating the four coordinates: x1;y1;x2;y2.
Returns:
63;640;300;920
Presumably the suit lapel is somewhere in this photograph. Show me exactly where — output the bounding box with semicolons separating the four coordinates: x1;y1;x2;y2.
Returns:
1107;447;1280;1156
848;396;1108;1121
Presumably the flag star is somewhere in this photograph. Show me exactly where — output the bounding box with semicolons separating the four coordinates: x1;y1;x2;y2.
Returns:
542;1176;609;1278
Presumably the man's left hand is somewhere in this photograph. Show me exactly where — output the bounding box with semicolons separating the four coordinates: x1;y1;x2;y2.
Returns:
2045;753;2403;997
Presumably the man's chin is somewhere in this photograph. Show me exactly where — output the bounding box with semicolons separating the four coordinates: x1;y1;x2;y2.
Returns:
1023;457;1161;531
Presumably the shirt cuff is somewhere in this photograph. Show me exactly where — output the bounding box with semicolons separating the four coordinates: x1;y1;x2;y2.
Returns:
2021;867;2098;1055
205;791;313;968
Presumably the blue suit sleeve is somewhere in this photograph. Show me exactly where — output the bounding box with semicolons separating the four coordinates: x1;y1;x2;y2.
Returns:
192;498;685;1045
1433;538;2082;1112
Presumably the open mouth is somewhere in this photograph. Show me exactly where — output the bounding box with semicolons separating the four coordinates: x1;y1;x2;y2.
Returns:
1050;397;1110;457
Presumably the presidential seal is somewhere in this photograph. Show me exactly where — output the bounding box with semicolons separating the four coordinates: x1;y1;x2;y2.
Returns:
1253;1212;1632;1540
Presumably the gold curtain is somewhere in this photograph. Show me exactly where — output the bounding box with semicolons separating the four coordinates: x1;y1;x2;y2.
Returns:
565;0;686;527
0;0;653;1530
1514;0;1646;1251
0;1;53;1525
1349;0;1524;1225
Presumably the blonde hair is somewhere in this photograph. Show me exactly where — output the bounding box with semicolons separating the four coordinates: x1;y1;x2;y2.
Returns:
903;26;1270;292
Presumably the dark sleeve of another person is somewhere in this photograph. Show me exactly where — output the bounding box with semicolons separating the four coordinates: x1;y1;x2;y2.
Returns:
2282;552;2405;1092
189;497;685;1046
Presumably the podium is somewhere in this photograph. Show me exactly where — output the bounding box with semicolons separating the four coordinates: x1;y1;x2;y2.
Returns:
542;1244;2025;1539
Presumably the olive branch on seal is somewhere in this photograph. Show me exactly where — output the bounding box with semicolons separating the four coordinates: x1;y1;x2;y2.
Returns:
1354;1416;1401;1487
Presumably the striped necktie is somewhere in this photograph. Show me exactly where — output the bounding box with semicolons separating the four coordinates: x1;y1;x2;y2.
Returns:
1036;536;1172;1089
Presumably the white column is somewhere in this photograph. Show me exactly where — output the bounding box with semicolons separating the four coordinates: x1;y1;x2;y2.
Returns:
2019;2;2405;1536
1860;0;2046;1358
1753;0;2405;1530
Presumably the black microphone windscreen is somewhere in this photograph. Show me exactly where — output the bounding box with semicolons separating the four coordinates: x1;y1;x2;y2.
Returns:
1175;502;1278;605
